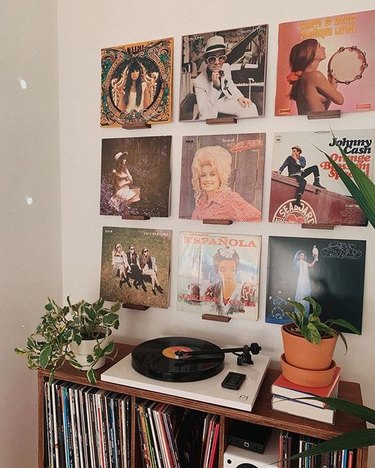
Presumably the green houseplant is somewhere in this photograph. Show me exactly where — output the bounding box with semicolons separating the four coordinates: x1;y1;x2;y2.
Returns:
288;142;375;460
15;297;120;384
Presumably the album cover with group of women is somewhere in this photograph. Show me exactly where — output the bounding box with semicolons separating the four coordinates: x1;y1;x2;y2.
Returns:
179;133;265;222
100;10;375;126
100;136;171;218
266;236;366;333
100;227;172;309
275;10;375;116
177;232;261;320
269;128;374;226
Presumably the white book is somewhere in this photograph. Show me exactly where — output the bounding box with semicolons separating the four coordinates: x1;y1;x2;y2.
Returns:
272;396;335;424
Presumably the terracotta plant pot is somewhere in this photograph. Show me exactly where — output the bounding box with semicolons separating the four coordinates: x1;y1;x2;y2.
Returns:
280;354;337;387
70;330;112;370
281;323;337;371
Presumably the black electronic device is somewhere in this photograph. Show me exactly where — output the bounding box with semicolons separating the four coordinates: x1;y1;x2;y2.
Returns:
221;371;246;390
228;421;272;454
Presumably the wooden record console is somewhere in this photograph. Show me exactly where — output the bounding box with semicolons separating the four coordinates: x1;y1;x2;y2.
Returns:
37;343;369;467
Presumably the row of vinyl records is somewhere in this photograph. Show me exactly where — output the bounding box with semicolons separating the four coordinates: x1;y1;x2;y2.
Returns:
279;430;355;468
44;380;219;468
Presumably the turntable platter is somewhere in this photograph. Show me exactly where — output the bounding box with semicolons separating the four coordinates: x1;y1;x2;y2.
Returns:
131;337;225;382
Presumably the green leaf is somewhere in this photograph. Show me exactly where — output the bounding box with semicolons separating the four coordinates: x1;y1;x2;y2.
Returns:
39;345;52;368
87;368;97;385
304;397;375;424
103;313;119;327
305;323;321;344
326;318;361;334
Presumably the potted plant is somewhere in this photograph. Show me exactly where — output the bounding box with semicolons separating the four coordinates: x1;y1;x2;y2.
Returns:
15;297;120;384
281;296;360;386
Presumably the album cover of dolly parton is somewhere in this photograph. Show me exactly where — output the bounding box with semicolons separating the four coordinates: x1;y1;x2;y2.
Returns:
100;136;171;218
179;24;268;121
101;37;173;126
275;10;375;116
269;129;374;226
100;227;172;309
266;236;366;332
177;232;261;320
179;133;265;222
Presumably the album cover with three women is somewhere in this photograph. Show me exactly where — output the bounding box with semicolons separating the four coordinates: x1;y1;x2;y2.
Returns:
179;24;268;121
100;227;172;309
177;232;261;320
100;136;171;218
266;236;366;333
179;133;265;222
101;37;173;126
269;129;374;226
275;10;375;116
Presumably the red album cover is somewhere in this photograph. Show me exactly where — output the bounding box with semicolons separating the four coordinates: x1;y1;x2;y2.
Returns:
100;136;171;218
177;232;261;320
275;10;375;116
101;38;173;126
100;227;171;309
269;129;373;226
179;133;265;222
179;25;268;121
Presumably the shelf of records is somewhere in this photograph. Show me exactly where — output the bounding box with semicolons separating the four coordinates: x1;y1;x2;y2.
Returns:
100;10;375;127
102;227;366;331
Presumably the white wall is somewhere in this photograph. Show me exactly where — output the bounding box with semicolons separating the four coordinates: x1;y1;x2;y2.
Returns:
0;1;61;466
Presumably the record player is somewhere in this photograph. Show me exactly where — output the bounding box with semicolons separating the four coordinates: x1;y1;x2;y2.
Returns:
101;337;270;412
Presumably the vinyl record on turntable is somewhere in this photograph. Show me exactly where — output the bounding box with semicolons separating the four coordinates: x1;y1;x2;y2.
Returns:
131;337;225;382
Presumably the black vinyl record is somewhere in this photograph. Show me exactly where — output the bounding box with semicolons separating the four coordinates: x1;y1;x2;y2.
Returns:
131;336;225;382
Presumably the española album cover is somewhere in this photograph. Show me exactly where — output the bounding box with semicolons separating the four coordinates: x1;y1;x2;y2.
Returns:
179;25;268;121
275;10;375;116
100;136;171;218
177;232;261;320
100;227;172;309
179;133;265;222
266;236;366;332
101;37;173;126
269;129;374;226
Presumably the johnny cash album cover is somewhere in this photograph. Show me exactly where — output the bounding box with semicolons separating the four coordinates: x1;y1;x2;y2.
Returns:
275;10;375;116
177;232;261;320
100;227;172;309
179;133;265;222
100;136;171;218
266;236;366;332
269;129;374;226
179;25;268;121
101;37;173;126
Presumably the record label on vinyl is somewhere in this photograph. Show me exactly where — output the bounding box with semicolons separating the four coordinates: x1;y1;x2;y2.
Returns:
132;337;225;382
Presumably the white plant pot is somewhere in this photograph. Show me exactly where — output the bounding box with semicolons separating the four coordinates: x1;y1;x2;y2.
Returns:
70;330;113;370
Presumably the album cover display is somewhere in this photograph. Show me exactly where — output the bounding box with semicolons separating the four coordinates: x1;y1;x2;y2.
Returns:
101;38;173;126
100;227;172;309
275;10;375;116
179;25;268;121
266;236;366;332
179;133;265;222
100;136;171;218
177;232;261;320
269;129;373;226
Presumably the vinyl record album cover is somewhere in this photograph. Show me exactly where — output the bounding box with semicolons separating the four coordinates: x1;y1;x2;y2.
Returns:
269;129;373;225
100;227;172;309
179;133;265;222
101;38;173;126
100;136;171;218
275;10;375;116
179;25;268;121
266;236;366;331
177;232;261;320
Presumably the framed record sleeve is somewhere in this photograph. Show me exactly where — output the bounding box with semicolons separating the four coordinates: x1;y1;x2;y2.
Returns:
177;232;261;320
275;10;375;116
100;227;172;309
101;37;173;127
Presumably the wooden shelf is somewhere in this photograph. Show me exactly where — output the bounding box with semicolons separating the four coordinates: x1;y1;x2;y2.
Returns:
38;343;369;467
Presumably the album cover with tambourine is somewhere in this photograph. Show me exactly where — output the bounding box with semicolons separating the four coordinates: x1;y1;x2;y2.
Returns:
177;232;261;320
269;129;374;226
275;10;375;116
